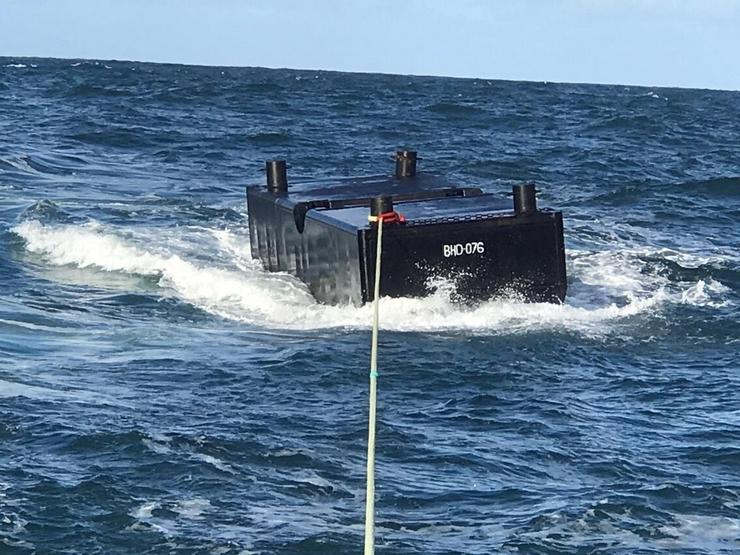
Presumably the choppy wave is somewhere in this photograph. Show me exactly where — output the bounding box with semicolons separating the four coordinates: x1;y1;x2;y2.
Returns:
3;57;740;554
66;83;132;98
246;131;293;145
11;219;732;334
427;102;486;118
0;153;88;178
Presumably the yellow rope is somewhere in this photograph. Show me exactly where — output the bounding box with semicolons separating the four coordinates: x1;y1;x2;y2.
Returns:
364;215;383;555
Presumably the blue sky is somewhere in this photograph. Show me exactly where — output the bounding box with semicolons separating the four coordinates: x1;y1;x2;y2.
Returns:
2;0;740;90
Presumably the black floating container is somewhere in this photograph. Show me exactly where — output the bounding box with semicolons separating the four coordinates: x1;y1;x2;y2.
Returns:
513;183;537;215
265;160;288;193
395;150;417;178
246;151;566;305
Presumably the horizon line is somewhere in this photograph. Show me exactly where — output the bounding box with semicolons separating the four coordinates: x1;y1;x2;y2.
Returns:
3;53;739;94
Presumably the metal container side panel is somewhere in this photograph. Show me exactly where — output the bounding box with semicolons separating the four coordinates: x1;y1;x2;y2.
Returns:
301;214;364;305
247;189;364;305
246;189;273;267
361;213;567;303
246;188;262;261
554;213;567;300
247;190;286;272
277;203;298;275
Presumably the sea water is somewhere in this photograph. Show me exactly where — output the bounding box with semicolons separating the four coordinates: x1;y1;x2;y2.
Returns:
1;58;739;554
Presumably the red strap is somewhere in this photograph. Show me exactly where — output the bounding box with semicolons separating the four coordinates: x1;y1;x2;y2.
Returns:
370;211;406;224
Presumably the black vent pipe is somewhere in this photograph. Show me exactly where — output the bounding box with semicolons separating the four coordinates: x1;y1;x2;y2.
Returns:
266;160;288;193
513;183;537;215
395;150;417;178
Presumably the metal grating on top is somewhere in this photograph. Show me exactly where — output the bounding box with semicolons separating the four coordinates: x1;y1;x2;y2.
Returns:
405;211;512;227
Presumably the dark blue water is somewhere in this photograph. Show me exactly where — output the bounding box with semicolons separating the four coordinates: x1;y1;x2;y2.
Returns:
1;57;739;554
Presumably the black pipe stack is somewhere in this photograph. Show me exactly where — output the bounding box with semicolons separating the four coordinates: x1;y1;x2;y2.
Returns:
266;160;288;193
513;183;537;215
395;150;417;178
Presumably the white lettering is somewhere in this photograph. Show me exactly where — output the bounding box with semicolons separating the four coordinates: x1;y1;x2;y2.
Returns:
442;241;485;258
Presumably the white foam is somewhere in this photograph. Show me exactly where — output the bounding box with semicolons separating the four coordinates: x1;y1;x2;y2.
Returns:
142;437;173;455
172;498;212;519
0;379;64;400
658;514;740;550
629;246;734;269
645;91;667;100
1;156;45;176
191;453;234;474
680;279;731;307
0;488;27;536
131;501;159;519
128;501;172;537
4;63;26;68
142;433;234;473
291;470;336;490
12;220;732;335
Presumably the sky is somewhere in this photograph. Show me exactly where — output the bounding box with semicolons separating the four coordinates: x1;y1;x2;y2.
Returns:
2;0;740;90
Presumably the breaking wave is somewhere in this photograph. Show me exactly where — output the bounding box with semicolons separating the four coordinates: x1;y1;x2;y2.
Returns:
11;219;732;335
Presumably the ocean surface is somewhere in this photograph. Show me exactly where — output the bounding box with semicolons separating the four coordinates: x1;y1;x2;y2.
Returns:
1;57;739;554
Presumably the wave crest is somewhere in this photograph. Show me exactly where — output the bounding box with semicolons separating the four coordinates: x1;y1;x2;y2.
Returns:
11;219;732;335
